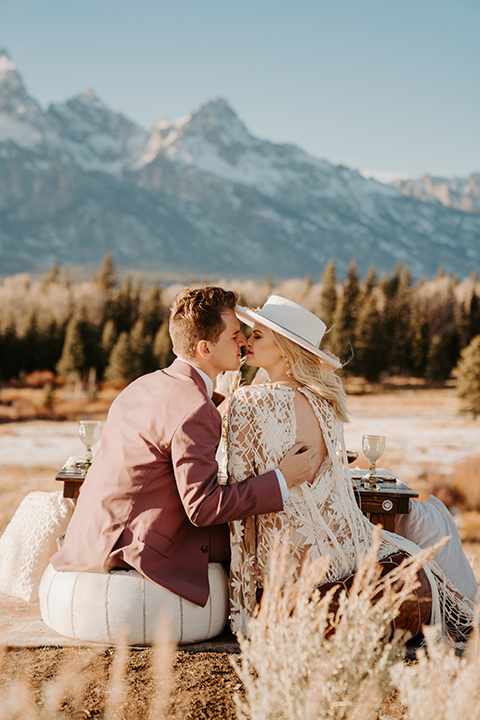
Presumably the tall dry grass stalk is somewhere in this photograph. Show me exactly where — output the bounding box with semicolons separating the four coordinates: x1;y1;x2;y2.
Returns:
232;530;444;720
0;621;174;719
395;625;480;719
147;623;175;720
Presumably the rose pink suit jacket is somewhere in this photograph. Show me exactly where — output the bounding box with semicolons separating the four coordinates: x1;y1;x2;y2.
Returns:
51;360;282;606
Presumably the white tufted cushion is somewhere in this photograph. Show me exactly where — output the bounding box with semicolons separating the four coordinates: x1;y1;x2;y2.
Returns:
0;491;74;602
39;562;229;645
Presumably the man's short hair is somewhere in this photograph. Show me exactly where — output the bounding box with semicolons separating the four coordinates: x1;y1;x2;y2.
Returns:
169;286;238;360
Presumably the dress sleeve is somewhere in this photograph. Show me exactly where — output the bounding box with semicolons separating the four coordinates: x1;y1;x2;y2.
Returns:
227;391;258;484
227;391;261;635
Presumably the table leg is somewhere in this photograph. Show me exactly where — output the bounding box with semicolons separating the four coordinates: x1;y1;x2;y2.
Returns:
368;512;396;533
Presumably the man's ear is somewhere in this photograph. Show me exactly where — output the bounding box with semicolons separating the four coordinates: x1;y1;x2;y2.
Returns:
196;339;211;360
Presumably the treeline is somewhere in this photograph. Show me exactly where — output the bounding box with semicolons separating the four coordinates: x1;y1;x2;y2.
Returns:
0;255;479;385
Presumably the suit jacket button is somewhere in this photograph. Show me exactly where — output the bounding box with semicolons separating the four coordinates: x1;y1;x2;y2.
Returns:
201;545;208;553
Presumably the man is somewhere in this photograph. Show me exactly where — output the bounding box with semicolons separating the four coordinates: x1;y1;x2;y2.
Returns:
52;286;317;607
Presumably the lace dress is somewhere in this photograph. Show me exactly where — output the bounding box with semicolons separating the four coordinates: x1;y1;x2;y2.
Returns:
227;383;476;638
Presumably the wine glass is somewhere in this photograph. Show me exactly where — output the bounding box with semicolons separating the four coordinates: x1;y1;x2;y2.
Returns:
78;420;103;471
362;435;386;488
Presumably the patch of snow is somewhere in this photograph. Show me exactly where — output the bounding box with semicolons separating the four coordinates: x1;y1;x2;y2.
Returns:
361;169;411;184
0;422;91;467
344;411;479;483
0;112;43;147
0;53;16;76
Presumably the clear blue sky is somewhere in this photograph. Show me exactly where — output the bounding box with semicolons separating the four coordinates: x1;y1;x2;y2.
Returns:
2;0;479;179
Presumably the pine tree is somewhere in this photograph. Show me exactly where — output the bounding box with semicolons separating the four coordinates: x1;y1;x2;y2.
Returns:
425;334;458;382
104;332;135;385
453;335;480;418
56;316;86;378
426;280;460;380
101;320;118;363
42;260;60;288
0;317;20;381
467;292;480;343
458;298;472;350
113;275;135;333
364;266;377;294
330;259;360;363
20;309;41;374
409;300;430;377
38;315;63;372
153;320;175;369
80;320;103;377
385;265;413;374
142;284;165;337
319;261;337;331
129;320;156;378
95;253;117;291
353;292;384;381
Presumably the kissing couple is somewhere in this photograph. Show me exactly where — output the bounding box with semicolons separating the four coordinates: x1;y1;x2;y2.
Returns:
45;285;478;644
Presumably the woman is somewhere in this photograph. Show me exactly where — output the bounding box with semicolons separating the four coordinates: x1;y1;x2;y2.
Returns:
226;295;477;638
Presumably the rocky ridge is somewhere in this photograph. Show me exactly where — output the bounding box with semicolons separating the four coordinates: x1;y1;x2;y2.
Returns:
0;48;478;279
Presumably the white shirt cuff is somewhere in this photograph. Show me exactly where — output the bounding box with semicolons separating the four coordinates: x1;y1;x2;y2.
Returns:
275;468;289;502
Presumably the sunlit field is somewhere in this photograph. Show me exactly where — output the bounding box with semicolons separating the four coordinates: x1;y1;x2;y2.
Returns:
0;380;479;719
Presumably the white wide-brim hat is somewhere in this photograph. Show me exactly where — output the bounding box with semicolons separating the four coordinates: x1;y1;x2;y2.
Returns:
235;295;342;369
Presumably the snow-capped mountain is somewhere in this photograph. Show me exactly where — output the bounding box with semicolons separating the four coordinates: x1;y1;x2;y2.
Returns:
0;47;479;279
48;90;148;174
392;174;480;214
0;48;57;149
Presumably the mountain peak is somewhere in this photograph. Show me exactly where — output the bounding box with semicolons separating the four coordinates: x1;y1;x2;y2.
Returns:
0;48;16;76
0;47;23;91
189;97;251;142
83;87;100;102
0;47;42;121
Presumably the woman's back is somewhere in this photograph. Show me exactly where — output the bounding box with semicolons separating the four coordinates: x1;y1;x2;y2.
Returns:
291;388;327;477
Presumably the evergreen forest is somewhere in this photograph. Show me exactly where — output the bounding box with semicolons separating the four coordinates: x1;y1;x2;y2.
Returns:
0;255;479;387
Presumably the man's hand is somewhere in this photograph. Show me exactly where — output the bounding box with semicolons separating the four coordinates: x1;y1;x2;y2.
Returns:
279;443;319;489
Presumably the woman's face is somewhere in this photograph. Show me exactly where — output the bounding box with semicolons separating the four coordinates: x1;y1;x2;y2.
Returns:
245;322;284;371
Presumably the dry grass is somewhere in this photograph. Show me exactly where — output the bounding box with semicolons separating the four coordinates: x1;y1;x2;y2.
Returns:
233;532;444;720
0;383;117;423
395;626;480;720
417;455;480;519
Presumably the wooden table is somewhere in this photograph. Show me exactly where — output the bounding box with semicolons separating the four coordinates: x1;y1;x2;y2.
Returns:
56;466;418;532
55;468;86;500
350;469;419;532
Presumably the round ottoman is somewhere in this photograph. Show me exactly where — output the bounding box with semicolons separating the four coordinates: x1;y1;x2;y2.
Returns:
39;563;229;645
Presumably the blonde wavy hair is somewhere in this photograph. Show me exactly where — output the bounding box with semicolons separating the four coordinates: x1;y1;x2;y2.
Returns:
269;329;349;423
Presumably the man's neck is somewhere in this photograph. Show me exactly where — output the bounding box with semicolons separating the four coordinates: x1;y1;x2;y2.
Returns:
177;358;215;397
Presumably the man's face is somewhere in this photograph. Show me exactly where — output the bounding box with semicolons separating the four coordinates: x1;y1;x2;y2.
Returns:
207;310;246;375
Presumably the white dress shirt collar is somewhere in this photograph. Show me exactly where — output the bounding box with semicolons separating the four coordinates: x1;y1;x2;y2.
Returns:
176;358;214;398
